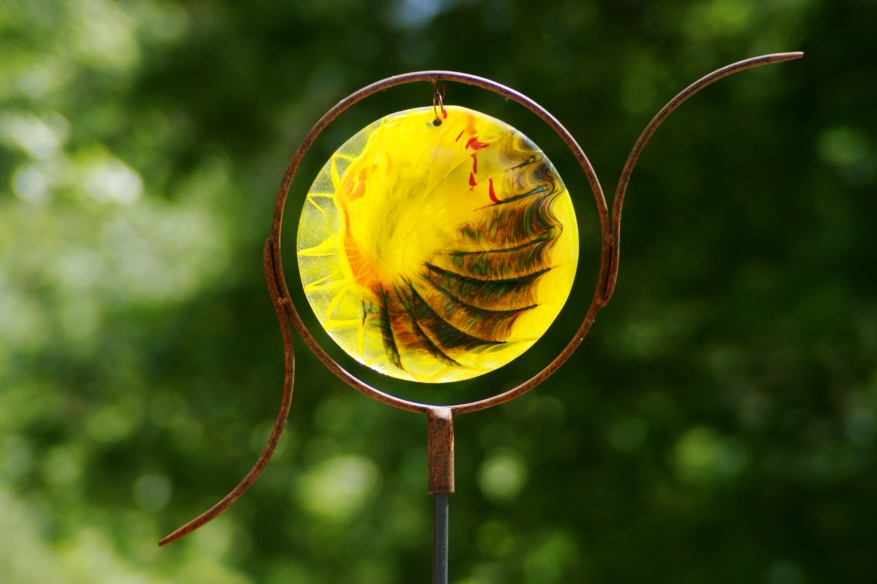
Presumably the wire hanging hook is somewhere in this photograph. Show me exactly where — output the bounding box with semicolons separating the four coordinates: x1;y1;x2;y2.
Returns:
432;81;446;125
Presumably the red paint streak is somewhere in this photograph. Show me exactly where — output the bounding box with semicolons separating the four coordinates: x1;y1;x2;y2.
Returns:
488;178;498;203
469;173;477;189
471;154;478;174
455;130;464;142
441;104;447;119
465;137;490;151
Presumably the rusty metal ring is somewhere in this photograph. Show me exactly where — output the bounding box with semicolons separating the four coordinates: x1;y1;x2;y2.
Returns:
269;71;612;415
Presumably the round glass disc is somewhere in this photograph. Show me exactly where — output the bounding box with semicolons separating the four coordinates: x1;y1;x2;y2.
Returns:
297;106;578;383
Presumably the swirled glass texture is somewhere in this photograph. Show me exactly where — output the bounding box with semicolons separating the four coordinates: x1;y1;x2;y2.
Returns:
297;106;578;383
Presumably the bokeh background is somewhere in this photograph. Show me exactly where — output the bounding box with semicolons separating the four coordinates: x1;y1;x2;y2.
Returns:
2;0;876;582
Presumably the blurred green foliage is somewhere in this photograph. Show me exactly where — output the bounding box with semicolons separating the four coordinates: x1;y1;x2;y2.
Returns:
1;0;875;582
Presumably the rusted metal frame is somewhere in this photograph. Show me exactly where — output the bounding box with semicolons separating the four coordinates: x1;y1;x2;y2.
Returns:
159;240;296;546
160;54;803;545
603;51;804;304
268;71;611;416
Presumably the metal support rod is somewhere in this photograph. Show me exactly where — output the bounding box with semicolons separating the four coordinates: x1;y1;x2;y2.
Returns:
427;408;455;493
433;493;449;584
428;407;454;583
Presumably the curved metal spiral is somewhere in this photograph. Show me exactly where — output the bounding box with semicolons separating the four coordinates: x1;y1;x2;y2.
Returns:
160;52;803;546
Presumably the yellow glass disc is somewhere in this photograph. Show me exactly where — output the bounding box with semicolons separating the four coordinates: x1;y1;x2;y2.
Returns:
297;106;578;383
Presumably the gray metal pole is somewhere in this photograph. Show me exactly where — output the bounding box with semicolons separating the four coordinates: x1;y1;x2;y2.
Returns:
433;493;449;584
